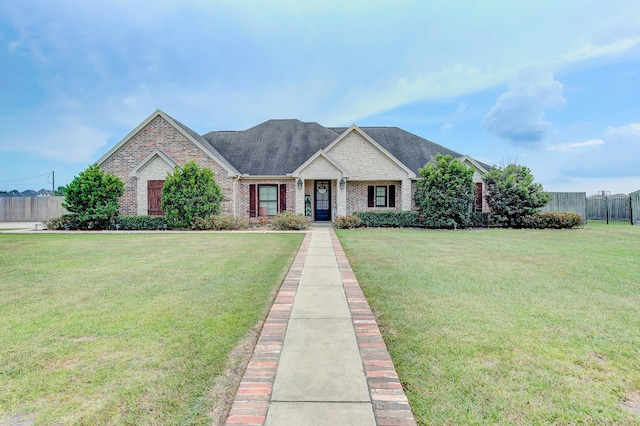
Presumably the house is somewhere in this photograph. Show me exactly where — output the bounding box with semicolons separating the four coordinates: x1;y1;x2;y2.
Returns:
97;110;489;222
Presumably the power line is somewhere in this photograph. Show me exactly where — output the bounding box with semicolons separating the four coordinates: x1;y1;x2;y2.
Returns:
0;172;52;184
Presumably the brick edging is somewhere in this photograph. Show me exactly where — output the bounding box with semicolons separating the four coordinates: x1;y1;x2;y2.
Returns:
224;232;311;425
330;228;418;426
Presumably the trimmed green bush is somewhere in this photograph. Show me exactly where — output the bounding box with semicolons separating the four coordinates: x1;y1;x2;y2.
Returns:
522;212;584;229
271;212;309;230
62;164;125;230
191;215;249;230
484;163;552;228
470;212;489;227
354;211;420;228
415;153;476;229
118;215;169;230
161;160;224;228
333;215;362;229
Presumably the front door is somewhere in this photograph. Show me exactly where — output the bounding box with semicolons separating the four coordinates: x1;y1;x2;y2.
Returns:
314;180;331;221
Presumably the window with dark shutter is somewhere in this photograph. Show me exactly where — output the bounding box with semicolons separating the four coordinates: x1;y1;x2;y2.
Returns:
279;184;287;212
249;184;257;217
388;185;396;207
368;186;375;207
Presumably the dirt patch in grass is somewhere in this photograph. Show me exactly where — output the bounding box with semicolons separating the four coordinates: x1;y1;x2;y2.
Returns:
209;321;263;425
0;414;35;426
624;391;640;417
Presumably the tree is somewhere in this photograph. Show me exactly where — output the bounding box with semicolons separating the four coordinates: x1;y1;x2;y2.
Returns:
63;164;125;229
484;163;552;227
55;185;68;196
414;154;476;228
161;160;224;228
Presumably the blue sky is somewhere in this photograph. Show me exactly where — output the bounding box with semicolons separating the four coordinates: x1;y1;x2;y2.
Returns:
1;0;640;194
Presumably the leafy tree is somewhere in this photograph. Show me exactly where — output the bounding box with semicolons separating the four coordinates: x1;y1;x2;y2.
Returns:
55;185;68;196
484;163;552;227
161;160;224;228
63;164;125;229
414;154;476;228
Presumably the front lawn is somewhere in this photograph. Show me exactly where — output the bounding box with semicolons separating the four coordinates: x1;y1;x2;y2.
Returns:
337;225;640;425
0;233;303;425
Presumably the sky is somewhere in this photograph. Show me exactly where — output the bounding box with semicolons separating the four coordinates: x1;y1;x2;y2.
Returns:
1;0;640;194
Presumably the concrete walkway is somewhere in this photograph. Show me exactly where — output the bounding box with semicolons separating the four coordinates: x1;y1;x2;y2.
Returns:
225;226;416;425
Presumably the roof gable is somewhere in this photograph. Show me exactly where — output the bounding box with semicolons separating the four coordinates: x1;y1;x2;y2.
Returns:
97;110;239;175
292;150;350;179
129;149;178;178
325;125;416;179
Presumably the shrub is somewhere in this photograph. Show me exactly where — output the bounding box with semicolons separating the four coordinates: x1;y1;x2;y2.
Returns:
257;216;269;227
62;164;125;230
44;214;82;230
333;215;362;229
522;212;584;229
271;212;309;230
192;215;249;230
354;211;420;228
118;215;169;230
470;211;489;227
484;163;552;228
415;154;476;229
162;160;224;228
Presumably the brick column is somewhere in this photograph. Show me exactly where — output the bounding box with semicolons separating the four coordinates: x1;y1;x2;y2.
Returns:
401;178;412;211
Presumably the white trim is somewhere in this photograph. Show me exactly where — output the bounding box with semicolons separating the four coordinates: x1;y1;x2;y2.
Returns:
291;150;351;178
240;175;292;180
458;155;489;175
325;125;416;179
129;149;178;178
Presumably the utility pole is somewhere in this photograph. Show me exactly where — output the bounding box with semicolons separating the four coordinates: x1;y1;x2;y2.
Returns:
52;171;55;195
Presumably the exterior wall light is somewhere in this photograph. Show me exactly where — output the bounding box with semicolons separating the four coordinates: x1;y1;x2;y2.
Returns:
339;178;345;190
297;178;303;190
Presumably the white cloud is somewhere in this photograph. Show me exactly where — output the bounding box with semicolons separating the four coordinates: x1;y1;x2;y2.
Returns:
482;67;566;145
0;115;110;163
604;123;640;139
547;139;604;152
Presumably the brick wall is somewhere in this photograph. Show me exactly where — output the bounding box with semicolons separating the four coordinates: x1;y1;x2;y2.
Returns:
100;115;234;216
237;179;295;223
346;181;402;214
326;131;406;180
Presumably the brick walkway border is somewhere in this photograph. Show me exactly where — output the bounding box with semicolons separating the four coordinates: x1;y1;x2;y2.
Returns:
330;228;417;426
225;229;416;425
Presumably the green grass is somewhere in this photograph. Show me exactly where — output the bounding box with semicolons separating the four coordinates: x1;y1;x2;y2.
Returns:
337;226;640;425
0;233;303;425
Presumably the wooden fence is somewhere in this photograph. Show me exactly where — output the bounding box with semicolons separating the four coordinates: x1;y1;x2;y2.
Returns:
540;192;586;220
0;196;68;221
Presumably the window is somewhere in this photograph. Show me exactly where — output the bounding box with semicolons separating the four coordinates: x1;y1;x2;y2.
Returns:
249;183;287;217
376;186;387;207
259;185;278;216
368;185;396;208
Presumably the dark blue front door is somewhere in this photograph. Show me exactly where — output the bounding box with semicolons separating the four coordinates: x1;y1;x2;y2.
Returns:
314;180;331;221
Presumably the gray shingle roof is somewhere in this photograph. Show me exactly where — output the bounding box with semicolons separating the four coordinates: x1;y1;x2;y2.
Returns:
199;119;487;176
203;120;340;175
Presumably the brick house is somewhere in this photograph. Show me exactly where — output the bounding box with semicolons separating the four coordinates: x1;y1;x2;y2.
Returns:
97;110;489;222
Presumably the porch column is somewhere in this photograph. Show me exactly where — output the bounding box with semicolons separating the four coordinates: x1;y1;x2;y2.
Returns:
295;178;305;215
337;178;347;217
401;178;412;211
